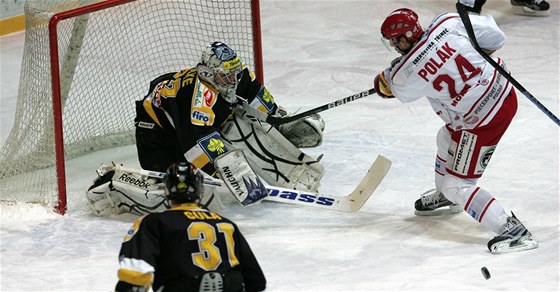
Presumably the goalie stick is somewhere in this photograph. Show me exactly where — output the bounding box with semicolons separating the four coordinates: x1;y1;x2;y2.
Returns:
207;154;391;212
238;88;377;125
115;155;391;212
456;2;560;126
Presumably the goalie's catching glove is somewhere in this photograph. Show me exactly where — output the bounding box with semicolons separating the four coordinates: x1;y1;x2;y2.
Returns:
374;71;394;99
275;106;325;148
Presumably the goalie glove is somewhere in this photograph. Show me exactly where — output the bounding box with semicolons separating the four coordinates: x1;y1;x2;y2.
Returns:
374;71;394;99
276;106;325;148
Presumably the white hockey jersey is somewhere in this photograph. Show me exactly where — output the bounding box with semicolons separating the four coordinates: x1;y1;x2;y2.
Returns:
385;13;513;130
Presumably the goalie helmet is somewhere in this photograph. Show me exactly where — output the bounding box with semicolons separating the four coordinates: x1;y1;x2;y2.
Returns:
198;41;243;103
163;162;203;203
380;8;423;53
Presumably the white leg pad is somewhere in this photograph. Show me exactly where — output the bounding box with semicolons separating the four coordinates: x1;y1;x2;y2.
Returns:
214;149;268;206
220;109;324;192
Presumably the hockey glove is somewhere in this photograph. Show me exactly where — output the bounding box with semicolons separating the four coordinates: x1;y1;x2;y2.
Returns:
374;72;394;99
277;113;325;148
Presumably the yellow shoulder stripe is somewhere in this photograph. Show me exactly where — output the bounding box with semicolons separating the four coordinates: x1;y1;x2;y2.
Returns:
143;97;162;128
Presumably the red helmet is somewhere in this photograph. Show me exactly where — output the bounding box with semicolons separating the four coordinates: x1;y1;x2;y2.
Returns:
381;8;423;43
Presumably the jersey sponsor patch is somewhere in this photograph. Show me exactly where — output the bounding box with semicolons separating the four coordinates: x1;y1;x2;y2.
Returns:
191;110;212;125
191;81;218;126
475;145;495;174
197;132;228;162
192;79;218;108
193;89;204;108
451;131;477;176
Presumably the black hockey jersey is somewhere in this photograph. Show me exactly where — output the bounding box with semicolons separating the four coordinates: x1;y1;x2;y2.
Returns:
134;66;278;175
115;203;266;291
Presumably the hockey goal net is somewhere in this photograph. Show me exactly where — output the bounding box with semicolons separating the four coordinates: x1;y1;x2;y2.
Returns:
0;0;263;214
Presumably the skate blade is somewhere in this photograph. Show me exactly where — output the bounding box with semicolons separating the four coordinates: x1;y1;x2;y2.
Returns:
511;6;550;16
414;205;463;216
489;237;539;254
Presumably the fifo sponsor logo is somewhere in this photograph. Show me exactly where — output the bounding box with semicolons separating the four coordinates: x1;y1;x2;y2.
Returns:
192;110;210;123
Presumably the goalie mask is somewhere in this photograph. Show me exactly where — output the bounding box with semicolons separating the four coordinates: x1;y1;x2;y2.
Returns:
164;162;204;203
198;41;243;103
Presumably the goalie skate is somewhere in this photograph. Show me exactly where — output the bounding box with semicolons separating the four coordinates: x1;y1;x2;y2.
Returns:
487;212;538;254
414;189;463;216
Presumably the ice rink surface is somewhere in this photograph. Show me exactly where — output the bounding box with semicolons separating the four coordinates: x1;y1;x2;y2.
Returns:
1;0;558;291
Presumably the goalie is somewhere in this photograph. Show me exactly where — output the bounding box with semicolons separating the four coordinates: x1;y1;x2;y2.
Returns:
86;41;326;216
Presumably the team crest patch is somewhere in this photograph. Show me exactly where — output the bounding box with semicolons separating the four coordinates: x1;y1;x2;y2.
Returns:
123;216;145;242
255;87;275;113
197;132;228;162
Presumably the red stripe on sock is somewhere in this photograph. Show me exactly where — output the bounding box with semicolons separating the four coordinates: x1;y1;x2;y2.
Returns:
478;198;495;223
463;187;481;211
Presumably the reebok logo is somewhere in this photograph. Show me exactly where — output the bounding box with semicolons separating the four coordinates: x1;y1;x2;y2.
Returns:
118;173;151;189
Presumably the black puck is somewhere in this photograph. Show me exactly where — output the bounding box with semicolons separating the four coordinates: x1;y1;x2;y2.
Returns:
481;267;491;280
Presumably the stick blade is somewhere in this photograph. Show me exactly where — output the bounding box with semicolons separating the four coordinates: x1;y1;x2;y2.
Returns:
337;155;392;212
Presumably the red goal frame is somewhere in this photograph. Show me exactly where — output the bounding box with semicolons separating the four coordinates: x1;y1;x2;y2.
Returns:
47;0;264;214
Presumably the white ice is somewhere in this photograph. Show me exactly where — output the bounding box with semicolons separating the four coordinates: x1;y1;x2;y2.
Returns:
1;0;558;291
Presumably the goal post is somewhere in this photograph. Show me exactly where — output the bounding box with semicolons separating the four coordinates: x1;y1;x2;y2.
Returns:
0;0;264;215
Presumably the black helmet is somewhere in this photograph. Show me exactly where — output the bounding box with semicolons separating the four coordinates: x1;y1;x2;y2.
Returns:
163;162;203;203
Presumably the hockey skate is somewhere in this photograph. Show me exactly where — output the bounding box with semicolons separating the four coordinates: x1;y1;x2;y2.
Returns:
487;212;538;254
414;189;463;216
510;0;550;16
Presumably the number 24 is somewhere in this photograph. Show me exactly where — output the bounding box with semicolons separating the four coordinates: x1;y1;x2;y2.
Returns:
432;54;481;99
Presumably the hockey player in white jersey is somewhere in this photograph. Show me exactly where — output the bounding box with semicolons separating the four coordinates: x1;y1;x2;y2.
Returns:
374;8;538;253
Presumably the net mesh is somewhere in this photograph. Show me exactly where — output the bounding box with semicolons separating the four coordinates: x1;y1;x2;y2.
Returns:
0;0;259;209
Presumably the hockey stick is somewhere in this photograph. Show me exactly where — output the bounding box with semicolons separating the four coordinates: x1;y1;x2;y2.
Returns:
456;2;560;126
116;154;391;212
206;154;391;212
239;88;377;125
